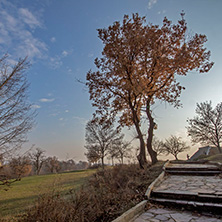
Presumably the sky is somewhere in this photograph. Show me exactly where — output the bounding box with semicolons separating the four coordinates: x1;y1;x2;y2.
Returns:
0;0;222;162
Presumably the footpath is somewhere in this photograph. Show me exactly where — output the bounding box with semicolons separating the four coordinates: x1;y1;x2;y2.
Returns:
132;161;222;222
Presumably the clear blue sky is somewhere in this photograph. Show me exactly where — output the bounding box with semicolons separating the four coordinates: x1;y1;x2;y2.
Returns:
0;0;221;161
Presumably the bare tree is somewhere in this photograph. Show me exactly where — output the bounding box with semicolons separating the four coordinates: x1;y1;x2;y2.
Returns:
109;137;133;164
45;156;61;173
30;148;45;175
85;148;100;165
152;137;165;156
187;101;222;153
116;141;132;164
75;161;88;170
85;118;122;169
0;55;35;156
108;145;119;166
0;55;35;188
60;159;76;172
162;135;189;160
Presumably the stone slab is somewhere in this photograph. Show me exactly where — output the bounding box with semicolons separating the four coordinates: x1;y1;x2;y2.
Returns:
153;175;222;195
132;207;222;222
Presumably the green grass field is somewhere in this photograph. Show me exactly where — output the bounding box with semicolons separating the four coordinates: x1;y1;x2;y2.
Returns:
194;153;222;163
0;169;96;219
201;153;222;163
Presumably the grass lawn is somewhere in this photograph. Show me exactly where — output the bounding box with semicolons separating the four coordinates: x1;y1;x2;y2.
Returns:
0;169;96;219
194;153;222;163
202;153;222;163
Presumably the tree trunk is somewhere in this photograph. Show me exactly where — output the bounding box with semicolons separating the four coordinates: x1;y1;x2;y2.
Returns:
129;97;147;168
101;156;104;169
133;116;147;168
146;100;158;165
215;130;222;153
216;141;222;153
111;156;114;166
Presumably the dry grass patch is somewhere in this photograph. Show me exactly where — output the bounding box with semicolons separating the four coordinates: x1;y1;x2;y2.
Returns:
20;162;164;222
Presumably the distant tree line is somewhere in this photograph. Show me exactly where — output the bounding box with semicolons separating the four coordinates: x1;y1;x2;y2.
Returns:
28;147;88;175
0;147;89;190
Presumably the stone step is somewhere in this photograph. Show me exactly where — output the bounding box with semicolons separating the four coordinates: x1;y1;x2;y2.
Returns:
165;164;220;171
171;161;207;164
165;167;220;171
149;197;222;215
151;190;222;204
164;170;221;175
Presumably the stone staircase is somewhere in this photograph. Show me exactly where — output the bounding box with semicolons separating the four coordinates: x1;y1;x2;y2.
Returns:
148;161;222;215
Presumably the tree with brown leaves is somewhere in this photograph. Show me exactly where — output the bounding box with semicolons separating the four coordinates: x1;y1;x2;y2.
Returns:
0;155;32;189
9;156;32;178
86;13;213;167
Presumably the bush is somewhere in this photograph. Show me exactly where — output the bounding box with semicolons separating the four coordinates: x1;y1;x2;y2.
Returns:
88;163;103;169
20;163;164;222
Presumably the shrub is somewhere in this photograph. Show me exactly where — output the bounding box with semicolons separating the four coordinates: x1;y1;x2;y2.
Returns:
21;162;164;222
